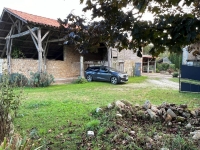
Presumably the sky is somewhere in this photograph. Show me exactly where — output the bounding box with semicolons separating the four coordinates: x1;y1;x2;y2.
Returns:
0;0;153;21
0;0;86;20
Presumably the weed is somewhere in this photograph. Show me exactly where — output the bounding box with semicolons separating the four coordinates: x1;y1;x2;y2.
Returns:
86;120;100;130
28;71;54;87
172;72;179;78
0;72;24;142
13;76;200;149
72;76;87;84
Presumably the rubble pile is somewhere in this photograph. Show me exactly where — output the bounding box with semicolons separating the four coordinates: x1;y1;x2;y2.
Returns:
80;100;200;150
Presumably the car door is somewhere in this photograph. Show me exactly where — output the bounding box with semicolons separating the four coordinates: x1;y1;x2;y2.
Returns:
97;67;112;81
90;67;100;80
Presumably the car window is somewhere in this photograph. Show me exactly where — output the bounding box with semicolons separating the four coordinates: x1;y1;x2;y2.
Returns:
87;67;99;72
93;67;99;72
100;67;108;73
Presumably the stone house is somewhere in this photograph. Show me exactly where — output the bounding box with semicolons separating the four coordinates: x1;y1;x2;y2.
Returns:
182;44;200;66
0;8;141;82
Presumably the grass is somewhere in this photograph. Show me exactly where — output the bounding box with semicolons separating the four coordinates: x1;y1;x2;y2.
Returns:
14;76;200;149
170;77;179;83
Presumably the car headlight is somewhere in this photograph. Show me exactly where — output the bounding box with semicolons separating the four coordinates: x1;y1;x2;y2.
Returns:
119;74;124;78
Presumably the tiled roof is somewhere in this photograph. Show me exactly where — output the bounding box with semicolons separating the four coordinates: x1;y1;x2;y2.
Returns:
5;8;60;28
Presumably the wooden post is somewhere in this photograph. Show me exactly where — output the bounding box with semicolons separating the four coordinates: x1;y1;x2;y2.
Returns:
6;25;15;74
108;47;112;67
147;59;149;73
80;55;84;78
154;59;156;73
37;28;43;73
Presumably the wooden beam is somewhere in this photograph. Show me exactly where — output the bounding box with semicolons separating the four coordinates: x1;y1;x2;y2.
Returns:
27;25;38;41
5;27;39;39
37;28;43;73
41;30;50;42
17;20;22;33
0;43;5;46
14;39;33;43
0;37;6;40
30;33;39;51
0;29;10;32
47;38;65;43
15;46;36;49
0;21;13;25
1;45;6;57
7;13;15;24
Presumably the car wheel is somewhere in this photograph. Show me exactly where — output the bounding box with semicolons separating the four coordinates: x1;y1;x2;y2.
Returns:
110;76;118;84
86;75;93;82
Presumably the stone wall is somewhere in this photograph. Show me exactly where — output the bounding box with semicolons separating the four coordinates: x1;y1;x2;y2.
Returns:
0;46;81;81
111;48;142;76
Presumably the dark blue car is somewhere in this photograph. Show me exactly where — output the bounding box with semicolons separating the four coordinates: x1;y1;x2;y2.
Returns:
84;66;128;84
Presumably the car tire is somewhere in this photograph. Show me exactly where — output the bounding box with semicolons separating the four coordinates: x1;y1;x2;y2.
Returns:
110;76;118;84
86;75;93;82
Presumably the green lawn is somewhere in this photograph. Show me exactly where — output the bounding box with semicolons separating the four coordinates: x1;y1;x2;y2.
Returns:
14;76;200;149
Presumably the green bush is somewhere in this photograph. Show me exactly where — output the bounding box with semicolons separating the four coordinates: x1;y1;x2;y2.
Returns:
9;73;28;87
172;72;179;78
169;64;175;70
156;68;160;73
157;63;170;71
73;76;87;84
0;73;23;142
28;72;54;87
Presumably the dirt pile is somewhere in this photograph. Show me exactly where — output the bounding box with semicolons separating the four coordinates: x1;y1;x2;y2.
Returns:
78;100;200;150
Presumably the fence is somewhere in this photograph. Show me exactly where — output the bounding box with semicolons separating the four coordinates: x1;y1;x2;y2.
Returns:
180;65;200;93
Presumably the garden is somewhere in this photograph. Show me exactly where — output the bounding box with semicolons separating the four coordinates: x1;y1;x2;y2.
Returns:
1;73;200;149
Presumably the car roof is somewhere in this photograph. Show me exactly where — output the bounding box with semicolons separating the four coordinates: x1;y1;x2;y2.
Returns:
88;66;104;68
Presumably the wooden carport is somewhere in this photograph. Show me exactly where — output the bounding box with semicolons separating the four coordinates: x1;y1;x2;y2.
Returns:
0;8;68;74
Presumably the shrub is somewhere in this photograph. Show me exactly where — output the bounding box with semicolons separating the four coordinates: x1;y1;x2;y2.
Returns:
169;64;175;71
156;68;160;73
0;73;23;142
9;73;28;87
0;134;42;150
157;63;170;71
172;72;179;78
28;72;54;87
73;76;87;84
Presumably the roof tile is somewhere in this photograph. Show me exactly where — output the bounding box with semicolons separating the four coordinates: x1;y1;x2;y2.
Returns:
6;8;60;28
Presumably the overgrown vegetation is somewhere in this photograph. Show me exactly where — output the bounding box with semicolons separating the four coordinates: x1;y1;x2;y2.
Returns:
13;76;199;149
9;73;28;87
11;48;25;59
168;52;182;70
78;101;199;149
28;71;54;87
156;63;178;74
0;72;23;143
172;72;179;78
72;76;87;84
0;134;42;150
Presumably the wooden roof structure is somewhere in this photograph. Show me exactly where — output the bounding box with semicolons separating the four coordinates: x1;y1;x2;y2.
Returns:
0;8;68;73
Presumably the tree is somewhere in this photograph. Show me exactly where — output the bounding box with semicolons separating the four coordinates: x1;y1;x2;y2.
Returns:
58;0;200;57
143;44;154;55
168;52;182;69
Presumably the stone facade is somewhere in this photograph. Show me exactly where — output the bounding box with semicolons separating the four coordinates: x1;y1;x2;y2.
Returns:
0;46;81;82
183;44;200;66
0;46;142;81
111;48;142;76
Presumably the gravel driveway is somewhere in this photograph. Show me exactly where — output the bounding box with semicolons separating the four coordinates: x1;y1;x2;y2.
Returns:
124;73;179;90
